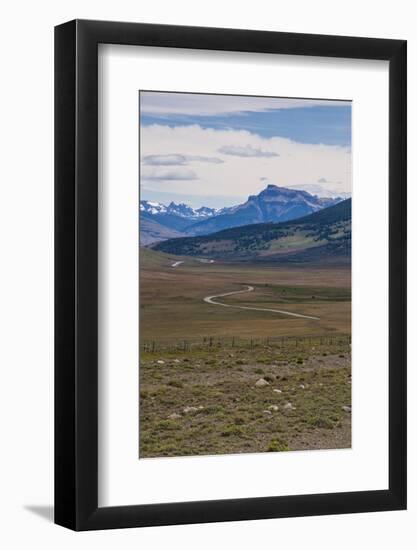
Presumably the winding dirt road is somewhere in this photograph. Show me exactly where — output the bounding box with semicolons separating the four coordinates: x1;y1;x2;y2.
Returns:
203;285;320;320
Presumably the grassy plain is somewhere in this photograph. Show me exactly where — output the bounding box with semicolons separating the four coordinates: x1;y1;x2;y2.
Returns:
140;248;351;343
139;248;351;457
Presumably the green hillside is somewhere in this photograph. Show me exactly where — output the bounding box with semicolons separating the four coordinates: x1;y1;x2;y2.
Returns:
153;199;351;263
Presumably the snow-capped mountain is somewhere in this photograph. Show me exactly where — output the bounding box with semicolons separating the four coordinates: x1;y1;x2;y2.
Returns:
140;200;220;242
187;184;342;236
140;200;218;220
140;185;344;245
140;201;168;216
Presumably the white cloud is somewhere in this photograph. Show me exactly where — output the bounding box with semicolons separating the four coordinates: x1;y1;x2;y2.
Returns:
140;92;351;117
140;124;351;203
142;154;223;166
286;183;351;199
218;145;278;158
141;166;198;181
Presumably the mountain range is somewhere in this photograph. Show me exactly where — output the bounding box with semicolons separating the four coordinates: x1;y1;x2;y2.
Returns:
140;185;344;245
153;198;351;264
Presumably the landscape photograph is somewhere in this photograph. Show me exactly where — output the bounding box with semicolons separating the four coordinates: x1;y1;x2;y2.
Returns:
139;91;352;458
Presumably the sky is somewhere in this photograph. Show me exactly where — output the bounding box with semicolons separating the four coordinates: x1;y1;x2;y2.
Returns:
140;92;352;209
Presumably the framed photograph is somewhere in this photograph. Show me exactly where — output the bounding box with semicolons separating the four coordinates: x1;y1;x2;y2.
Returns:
55;20;406;530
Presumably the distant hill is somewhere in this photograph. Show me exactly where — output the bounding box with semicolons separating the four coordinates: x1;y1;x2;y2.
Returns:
139;246;203;270
140;217;186;246
140;185;344;243
153;199;351;263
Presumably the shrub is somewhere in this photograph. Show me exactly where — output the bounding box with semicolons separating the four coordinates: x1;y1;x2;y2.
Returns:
267;438;289;452
310;417;334;429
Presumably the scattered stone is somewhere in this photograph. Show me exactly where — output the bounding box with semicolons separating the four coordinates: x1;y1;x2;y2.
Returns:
299;384;305;389
263;409;272;415
255;378;270;387
168;413;182;420
268;405;279;411
183;406;200;414
156;360;165;365
342;405;351;413
283;402;294;410
273;389;282;394
173;359;180;364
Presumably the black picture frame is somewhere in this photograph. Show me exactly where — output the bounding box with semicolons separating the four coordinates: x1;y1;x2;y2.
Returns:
55;19;407;531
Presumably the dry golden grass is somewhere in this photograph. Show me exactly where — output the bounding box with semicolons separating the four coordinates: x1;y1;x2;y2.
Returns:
140;249;351;342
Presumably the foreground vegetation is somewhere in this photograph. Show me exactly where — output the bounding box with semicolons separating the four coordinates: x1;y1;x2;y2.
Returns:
140;338;351;458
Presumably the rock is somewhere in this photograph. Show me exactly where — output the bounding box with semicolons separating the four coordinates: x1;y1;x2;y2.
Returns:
299;384;305;389
268;405;279;411
168;413;182;420
183;406;199;414
342;405;351;413
255;378;270;387
283;402;294;410
273;389;282;394
173;359;180;364
263;409;272;415
156;360;165;365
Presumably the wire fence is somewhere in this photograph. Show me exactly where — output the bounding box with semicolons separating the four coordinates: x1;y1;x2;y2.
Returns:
141;334;351;354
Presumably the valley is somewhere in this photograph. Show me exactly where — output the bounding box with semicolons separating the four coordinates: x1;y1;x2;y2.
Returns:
139;189;351;458
140;248;351;343
139;247;351;458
